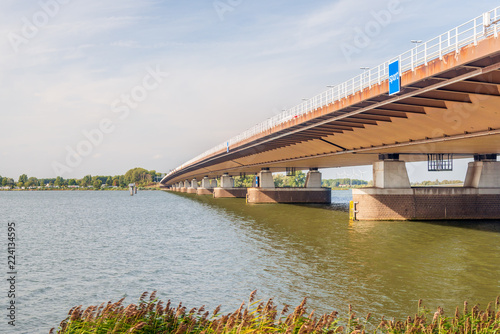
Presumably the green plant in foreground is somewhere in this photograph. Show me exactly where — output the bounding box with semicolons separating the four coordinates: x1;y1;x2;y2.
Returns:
52;292;500;334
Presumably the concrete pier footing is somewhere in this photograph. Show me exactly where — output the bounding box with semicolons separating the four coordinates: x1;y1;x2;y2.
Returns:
197;188;214;195
197;176;214;195
352;157;500;220
247;169;330;204
213;188;247;198
212;173;247;198
352;187;500;220
246;187;331;204
187;178;198;194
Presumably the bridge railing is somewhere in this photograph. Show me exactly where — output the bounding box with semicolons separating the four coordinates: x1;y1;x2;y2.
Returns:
165;6;500;180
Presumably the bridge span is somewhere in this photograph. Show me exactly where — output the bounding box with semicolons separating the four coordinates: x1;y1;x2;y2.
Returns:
162;7;500;220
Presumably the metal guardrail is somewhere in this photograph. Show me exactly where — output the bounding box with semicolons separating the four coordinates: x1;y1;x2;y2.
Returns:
165;6;500;181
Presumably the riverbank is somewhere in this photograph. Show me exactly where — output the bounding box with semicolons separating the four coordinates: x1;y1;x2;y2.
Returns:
0;186;162;191
53;292;500;333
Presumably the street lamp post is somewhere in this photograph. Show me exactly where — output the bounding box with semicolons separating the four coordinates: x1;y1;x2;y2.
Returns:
360;67;369;89
411;40;422;71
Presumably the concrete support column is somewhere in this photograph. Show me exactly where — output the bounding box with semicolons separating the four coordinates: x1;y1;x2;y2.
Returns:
305;168;322;188
197;176;214;195
210;179;218;188
201;177;212;189
184;180;190;188
213;173;246;198
185;178;197;194
464;154;500;188
190;178;198;189
220;173;234;188
373;157;410;189
258;168;275;188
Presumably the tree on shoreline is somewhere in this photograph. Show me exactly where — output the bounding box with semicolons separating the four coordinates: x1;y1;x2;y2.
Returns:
0;168;162;190
93;179;103;190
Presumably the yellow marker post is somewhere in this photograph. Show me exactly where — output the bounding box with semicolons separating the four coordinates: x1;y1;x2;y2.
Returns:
349;201;359;221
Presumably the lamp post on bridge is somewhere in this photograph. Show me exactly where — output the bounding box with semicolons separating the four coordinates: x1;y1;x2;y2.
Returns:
411;40;422;71
360;67;369;89
301;98;309;114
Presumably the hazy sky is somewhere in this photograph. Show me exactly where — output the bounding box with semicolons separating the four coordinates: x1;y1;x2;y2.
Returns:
1;0;498;182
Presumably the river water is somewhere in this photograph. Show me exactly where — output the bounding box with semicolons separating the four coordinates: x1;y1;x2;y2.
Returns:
1;190;499;333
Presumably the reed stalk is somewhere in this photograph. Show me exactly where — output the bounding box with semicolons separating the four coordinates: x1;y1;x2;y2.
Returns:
52;292;500;334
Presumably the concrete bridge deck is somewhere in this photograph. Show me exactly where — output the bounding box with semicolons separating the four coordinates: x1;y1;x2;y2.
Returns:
161;7;500;220
162;7;500;185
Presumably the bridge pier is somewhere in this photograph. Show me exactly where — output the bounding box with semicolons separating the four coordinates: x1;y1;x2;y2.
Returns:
258;168;275;188
187;178;198;194
180;180;189;193
352;154;500;220
197;176;214;195
172;182;178;192
247;168;331;204
213;173;247;198
464;155;500;188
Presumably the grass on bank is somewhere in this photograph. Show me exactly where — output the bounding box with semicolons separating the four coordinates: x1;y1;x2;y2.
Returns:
52;292;500;334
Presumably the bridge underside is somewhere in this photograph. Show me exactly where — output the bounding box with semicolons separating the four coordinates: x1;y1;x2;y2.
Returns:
162;35;500;186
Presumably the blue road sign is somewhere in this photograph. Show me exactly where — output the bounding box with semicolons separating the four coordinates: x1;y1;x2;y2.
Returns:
388;60;400;95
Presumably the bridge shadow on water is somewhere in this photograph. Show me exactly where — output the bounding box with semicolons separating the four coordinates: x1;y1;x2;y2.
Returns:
166;191;500;234
166;191;350;226
414;218;500;233
162;190;500;320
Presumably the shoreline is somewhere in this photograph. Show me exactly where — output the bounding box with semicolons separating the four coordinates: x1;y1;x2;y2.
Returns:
0;187;161;192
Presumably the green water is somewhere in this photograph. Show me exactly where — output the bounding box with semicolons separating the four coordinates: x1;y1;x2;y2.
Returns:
1;190;498;332
184;191;500;319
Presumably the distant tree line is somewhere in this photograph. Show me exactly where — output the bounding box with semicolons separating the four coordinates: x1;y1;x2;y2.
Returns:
0;168;163;190
232;171;308;188
322;178;369;188
232;172;370;188
411;179;462;186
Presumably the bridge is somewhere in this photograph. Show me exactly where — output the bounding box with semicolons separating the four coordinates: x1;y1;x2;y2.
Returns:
162;7;500;220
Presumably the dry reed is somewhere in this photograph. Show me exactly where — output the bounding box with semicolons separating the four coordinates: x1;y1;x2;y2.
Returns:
53;292;500;334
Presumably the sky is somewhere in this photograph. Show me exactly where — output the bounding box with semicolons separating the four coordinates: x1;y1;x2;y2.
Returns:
0;0;498;182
